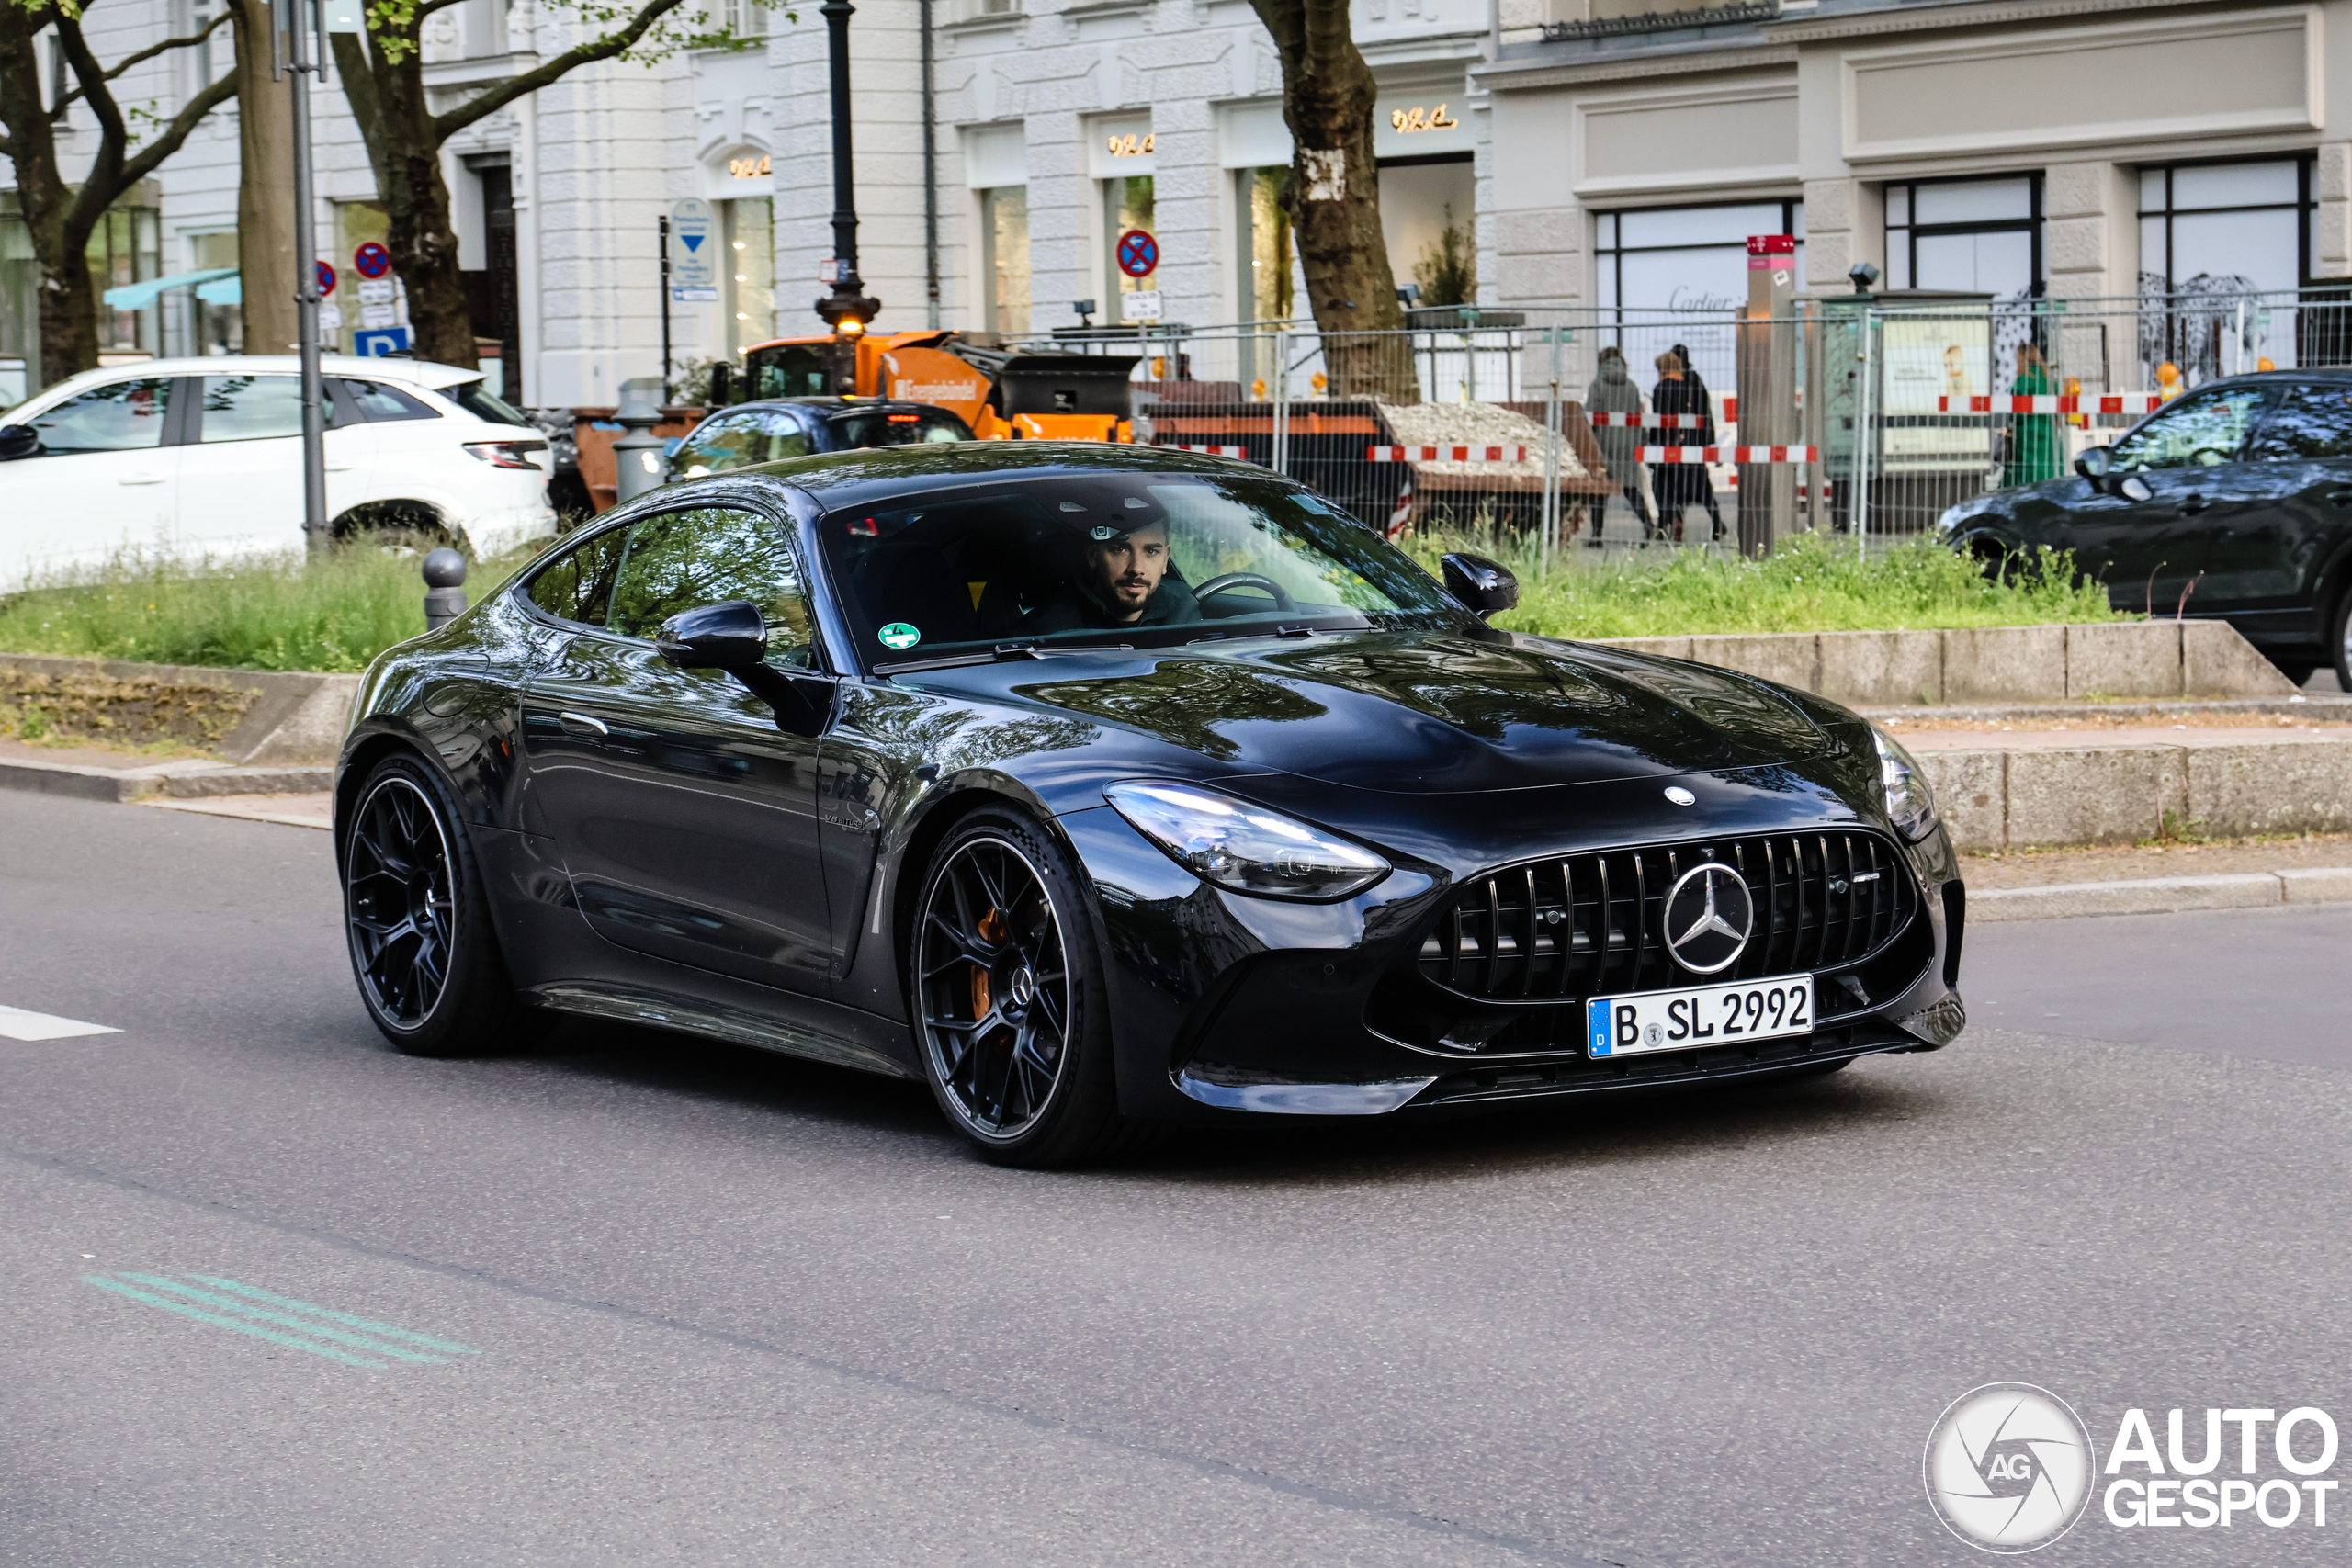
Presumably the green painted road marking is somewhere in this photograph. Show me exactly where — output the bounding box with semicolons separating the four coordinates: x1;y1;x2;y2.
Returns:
85;1278;390;1369
119;1275;449;1365
182;1274;480;1355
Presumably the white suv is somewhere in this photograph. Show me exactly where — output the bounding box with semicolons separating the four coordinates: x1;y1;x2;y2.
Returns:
0;355;558;592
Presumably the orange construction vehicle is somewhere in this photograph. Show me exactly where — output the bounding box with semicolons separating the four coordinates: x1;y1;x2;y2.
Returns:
719;331;1143;443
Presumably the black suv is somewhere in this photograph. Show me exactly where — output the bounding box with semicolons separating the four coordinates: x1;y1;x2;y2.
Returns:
1938;369;2352;684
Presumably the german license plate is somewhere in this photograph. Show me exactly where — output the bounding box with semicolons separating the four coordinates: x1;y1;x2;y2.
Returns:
1587;974;1815;1057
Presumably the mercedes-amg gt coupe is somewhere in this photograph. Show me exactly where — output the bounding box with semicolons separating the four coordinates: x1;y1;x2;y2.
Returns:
335;442;1966;1166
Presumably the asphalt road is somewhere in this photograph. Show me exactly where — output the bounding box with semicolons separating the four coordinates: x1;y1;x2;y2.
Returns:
5;788;2351;1566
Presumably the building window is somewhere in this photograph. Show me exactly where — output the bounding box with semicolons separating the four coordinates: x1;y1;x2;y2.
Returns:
1238;167;1294;323
1102;174;1154;319
723;196;775;358
1883;175;2040;299
88;206;161;355
2138;159;2311;299
713;0;767;37
1594;200;1803;315
187;231;241;356
1380;153;1474;307
979;186;1029;336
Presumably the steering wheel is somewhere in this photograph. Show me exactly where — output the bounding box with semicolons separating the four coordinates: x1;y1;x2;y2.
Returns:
1193;571;1296;615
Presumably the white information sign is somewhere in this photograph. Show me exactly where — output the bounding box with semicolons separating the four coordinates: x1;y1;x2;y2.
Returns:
1120;289;1163;322
669;198;718;291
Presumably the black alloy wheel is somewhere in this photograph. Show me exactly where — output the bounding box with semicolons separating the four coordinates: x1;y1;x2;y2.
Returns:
912;810;1133;1166
2333;587;2352;694
342;754;532;1056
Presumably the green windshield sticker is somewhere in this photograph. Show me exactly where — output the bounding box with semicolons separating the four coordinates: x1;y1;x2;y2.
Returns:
877;622;922;651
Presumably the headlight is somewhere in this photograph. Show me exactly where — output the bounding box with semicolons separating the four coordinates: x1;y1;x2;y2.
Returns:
1873;727;1938;840
1104;781;1390;902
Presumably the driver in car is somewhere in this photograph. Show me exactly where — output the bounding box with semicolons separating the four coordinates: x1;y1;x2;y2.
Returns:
1031;502;1201;632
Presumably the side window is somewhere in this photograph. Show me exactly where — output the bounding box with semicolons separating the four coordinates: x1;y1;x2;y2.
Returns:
2247;385;2352;461
29;378;173;454
605;506;818;666
198;375;305;442
339;378;439;422
525;527;629;626
674;410;812;477
2112;388;2270;471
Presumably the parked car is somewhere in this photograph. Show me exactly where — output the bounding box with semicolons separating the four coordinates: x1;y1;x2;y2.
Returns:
1938;369;2352;684
671;397;972;479
0;355;557;592
334;442;1965;1167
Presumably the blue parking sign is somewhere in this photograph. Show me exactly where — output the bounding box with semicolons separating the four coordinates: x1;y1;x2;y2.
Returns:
355;326;411;356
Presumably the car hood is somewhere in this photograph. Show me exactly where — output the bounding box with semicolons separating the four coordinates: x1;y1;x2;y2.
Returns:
899;630;1837;794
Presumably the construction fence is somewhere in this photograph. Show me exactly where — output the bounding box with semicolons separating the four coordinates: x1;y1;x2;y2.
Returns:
1007;288;2352;554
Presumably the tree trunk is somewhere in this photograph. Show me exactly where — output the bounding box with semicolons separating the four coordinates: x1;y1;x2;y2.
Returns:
1248;0;1413;402
232;0;300;355
373;52;477;369
0;4;90;384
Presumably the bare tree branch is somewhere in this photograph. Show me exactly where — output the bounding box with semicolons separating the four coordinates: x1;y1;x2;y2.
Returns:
328;30;390;194
116;64;237;189
54;15;130;237
56;8;232;107
433;0;688;141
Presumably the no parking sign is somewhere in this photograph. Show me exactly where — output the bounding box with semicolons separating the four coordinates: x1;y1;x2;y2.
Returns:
354;242;391;279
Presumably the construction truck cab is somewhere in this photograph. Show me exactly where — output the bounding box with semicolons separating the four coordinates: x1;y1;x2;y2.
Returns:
727;332;1141;444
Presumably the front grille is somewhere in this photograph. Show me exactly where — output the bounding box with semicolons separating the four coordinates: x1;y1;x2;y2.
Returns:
1414;830;1917;1003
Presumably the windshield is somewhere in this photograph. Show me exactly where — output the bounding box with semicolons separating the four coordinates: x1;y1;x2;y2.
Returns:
450;380;532;427
818;471;1465;663
828;409;971;448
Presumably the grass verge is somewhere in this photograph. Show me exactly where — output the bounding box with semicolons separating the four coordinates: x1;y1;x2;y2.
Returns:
0;547;533;674
1408;530;2124;641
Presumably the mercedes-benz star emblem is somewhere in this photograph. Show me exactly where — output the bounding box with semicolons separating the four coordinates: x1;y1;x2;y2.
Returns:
1664;786;1696;806
1663;863;1753;975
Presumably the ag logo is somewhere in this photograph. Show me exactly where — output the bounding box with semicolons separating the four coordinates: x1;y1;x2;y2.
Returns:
1924;1383;2096;1552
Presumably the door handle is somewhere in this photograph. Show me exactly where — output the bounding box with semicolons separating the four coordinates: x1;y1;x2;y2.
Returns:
118;473;165;485
557;711;609;738
2177;494;2209;515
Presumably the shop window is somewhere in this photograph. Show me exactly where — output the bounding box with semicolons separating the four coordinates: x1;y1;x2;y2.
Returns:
1379;154;1474;307
979;186;1029;336
187;231;242;356
2137;159;2310;298
1883;175;2039;299
1102;174;1154;319
1238;167;1294;323
88;206;161;355
724;196;775;358
1593;200;1803;315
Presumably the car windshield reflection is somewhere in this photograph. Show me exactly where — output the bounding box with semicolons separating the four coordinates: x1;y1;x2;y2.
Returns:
819;472;1465;663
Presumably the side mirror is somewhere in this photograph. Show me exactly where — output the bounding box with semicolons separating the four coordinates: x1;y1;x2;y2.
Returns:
1441;552;1519;621
657;600;768;670
2074;446;2113;481
0;424;40;460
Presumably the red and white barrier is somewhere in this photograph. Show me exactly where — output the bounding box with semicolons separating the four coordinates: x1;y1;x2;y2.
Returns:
1366;446;1532;462
1937;394;2162;414
1584;412;1715;429
1157;443;1250;457
1637;446;1818;463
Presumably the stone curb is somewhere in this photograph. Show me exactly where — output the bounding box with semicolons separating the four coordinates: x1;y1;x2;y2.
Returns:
1972;867;2352;922
0;755;334;803
0;652;360;765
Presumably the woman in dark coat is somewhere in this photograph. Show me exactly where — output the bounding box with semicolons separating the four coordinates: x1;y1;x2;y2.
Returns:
1668;342;1727;539
1649;349;1716;542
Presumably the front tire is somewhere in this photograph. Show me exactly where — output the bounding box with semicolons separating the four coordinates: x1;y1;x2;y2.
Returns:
911;807;1133;1168
342;753;532;1057
2332;588;2352;694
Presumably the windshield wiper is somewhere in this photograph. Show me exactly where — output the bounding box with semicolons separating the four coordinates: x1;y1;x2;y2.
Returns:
874;640;1136;675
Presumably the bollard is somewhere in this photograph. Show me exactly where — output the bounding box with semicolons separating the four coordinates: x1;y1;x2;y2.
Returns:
423;548;469;631
611;380;668;504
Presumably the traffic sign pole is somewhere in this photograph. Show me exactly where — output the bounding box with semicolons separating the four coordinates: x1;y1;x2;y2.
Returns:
660;215;673;405
289;0;327;555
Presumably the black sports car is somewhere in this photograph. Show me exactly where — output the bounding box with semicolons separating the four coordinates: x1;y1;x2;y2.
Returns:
1938;369;2352;685
335;442;1966;1166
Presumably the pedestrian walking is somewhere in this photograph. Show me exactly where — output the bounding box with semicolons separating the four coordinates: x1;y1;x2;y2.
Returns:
1668;343;1727;539
1650;349;1717;543
2003;341;2062;489
1584;346;1655;543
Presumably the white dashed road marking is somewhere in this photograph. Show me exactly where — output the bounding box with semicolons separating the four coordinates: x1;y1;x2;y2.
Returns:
0;1006;120;1041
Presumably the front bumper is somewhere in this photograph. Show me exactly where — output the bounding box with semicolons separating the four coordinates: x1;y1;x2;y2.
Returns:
1061;776;1966;1124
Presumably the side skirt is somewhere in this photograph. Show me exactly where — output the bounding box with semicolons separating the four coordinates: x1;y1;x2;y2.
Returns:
531;981;922;1081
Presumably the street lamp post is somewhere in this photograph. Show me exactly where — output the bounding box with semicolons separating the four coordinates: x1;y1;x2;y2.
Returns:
288;0;327;553
815;0;879;393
